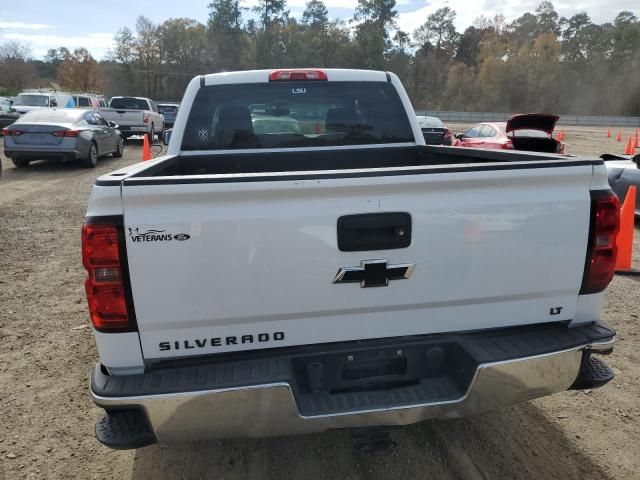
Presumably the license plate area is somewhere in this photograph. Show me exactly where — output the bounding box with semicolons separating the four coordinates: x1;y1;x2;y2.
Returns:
17;133;56;145
291;340;476;396
342;356;407;382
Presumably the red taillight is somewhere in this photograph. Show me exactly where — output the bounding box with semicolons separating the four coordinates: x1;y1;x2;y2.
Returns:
269;69;328;82
503;140;514;149
2;129;22;136
52;130;80;137
580;191;620;294
143;113;150;124
82;223;132;331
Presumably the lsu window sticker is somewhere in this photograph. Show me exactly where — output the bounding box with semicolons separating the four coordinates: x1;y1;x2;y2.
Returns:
128;227;191;243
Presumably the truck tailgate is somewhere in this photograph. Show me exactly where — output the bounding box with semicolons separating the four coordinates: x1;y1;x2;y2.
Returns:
101;109;144;125
121;164;593;360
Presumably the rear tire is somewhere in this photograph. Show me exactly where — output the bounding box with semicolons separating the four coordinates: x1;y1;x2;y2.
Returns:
12;157;30;168
84;142;98;168
113;136;124;158
149;124;155;143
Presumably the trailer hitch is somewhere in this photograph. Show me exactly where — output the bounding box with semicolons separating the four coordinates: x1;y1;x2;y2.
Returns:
352;428;397;456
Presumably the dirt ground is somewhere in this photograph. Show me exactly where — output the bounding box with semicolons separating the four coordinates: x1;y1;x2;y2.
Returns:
1;129;639;480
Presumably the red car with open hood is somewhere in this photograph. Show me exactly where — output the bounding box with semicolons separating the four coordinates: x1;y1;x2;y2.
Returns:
453;113;565;154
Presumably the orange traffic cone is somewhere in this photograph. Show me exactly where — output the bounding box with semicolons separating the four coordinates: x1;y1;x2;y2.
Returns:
607;128;611;138
624;136;633;155
634;129;639;149
615;131;622;141
615;186;638;275
558;129;565;141
142;134;152;161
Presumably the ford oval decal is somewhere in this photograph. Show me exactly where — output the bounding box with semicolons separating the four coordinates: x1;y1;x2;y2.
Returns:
174;233;191;241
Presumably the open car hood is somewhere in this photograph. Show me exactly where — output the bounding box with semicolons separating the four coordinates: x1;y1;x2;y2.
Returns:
506;113;559;134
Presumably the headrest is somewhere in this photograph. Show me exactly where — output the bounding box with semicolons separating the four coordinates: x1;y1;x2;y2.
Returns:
218;106;252;133
325;108;361;132
216;106;254;147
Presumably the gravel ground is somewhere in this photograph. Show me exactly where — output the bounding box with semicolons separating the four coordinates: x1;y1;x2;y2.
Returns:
1;131;639;479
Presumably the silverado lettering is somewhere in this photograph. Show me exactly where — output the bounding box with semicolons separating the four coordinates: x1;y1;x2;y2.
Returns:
159;332;285;351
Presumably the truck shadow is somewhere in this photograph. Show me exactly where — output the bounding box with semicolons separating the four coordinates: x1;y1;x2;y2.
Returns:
0;156;122;175
130;402;611;480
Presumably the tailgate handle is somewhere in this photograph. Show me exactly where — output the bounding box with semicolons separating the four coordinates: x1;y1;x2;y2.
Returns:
337;212;411;251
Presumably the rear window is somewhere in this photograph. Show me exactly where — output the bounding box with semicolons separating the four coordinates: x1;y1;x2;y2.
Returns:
464;126;482;138
17;109;84;123
417;116;444;128
14;95;49;107
478;125;496;137
76;97;90;107
181;82;414;151
158;105;178;114
110;97;149;110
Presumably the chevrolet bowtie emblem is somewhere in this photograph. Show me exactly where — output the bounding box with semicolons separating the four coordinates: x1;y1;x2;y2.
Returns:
333;260;416;288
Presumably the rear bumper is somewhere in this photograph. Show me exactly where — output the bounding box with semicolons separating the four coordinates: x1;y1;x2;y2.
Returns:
91;321;615;447
119;126;148;134
4;149;82;160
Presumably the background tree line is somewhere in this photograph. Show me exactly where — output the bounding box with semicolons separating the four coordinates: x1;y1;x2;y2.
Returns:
1;0;639;115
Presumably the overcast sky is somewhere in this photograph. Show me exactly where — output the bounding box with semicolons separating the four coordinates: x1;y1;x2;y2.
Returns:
1;0;638;60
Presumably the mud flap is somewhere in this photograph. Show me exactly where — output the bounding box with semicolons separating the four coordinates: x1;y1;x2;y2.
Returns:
352;428;398;456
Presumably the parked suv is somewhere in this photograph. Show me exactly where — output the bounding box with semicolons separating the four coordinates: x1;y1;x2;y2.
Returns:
74;94;100;111
12;91;75;114
157;103;179;128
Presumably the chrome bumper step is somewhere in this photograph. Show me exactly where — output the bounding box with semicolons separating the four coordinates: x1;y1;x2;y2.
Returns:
571;353;614;390
91;321;616;446
95;409;156;450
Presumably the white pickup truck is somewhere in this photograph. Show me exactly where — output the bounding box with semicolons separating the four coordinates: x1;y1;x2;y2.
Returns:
100;96;164;141
83;69;619;450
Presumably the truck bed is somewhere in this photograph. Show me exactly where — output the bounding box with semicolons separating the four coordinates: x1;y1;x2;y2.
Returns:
97;145;593;183
95;148;603;361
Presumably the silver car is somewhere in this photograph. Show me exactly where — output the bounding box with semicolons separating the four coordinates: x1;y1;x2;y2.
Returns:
605;155;640;216
2;109;124;168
